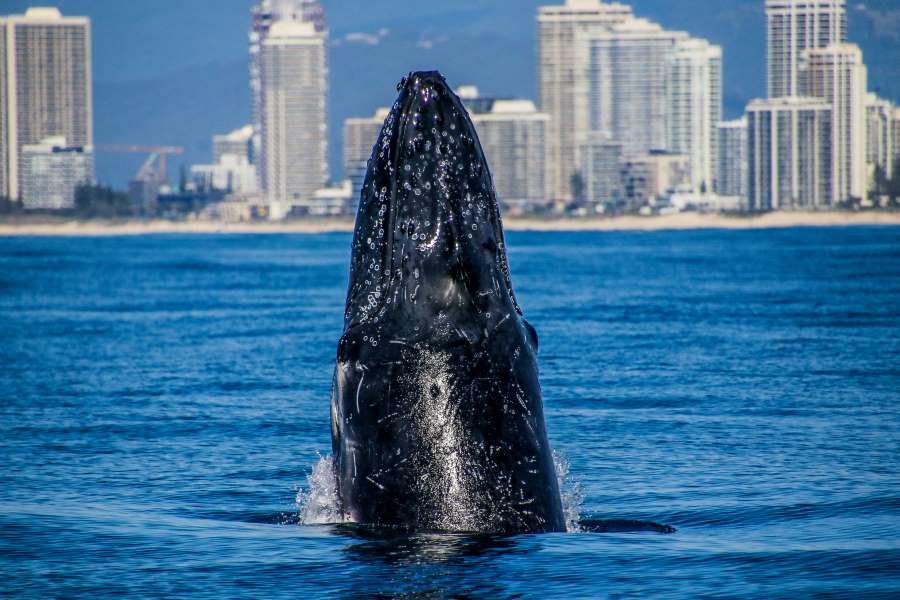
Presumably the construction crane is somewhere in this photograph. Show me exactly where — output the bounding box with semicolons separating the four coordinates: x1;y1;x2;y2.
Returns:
96;145;186;210
96;145;185;182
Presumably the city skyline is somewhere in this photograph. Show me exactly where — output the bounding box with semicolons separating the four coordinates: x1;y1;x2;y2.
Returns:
1;0;897;190
2;0;899;215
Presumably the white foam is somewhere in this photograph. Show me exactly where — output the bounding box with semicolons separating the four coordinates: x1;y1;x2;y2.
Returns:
296;451;584;532
553;450;584;533
296;454;343;525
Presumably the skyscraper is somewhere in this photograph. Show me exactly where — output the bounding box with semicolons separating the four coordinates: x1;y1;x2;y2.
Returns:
666;38;723;193
249;1;325;173
865;94;894;182
892;108;900;178
801;43;867;202
587;18;686;158
344;108;389;205
259;18;328;217
537;0;633;201
0;7;92;201
747;97;833;210
765;0;846;98
717;118;748;200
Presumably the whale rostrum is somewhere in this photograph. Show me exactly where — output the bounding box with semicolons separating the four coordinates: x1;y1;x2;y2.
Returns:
330;71;566;533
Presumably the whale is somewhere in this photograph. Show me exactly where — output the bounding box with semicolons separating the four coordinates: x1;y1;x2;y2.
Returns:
329;71;566;533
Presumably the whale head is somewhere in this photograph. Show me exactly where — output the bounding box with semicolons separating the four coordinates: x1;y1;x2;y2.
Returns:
343;71;523;335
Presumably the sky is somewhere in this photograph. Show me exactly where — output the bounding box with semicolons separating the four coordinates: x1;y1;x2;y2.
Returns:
3;0;898;187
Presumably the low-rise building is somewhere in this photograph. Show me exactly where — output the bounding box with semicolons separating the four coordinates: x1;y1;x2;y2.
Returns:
191;154;258;195
620;151;690;210
460;87;550;212
20;136;94;209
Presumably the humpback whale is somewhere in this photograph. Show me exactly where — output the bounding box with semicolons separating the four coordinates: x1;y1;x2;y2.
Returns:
330;71;565;534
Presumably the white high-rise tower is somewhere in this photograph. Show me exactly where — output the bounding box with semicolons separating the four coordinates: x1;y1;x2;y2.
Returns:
537;0;633;202
0;7;93;201
666;38;722;193
801;43;867;202
765;0;846;98
258;17;328;217
249;1;325;172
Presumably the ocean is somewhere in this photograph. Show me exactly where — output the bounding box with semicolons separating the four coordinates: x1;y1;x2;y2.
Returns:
1;227;899;598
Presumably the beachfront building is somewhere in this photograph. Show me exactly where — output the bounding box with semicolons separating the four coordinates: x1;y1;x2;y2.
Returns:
259;18;329;219
537;0;633;201
20;136;94;210
587;18;685;159
460;87;550;212
619;151;690;211
343;108;389;204
249;1;325;168
580;132;622;210
893;108;900;178
747;97;833;210
191;154;258;195
666;38;723;193
0;7;93;202
765;0;846;99
214;125;255;165
717;118;748;201
801;43;867;203
865;94;894;183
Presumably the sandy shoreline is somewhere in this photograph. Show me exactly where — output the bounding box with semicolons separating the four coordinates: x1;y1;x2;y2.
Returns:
1;211;899;236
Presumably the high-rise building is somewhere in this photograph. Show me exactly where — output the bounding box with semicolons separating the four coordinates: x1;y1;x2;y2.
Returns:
666;38;722;193
259;19;328;217
587;18;686;159
747;97;833;210
249;1;324;173
343;108;389;205
717;118;748;200
865;94;894;182
765;0;846;98
892;108;900;177
0;7;93;201
20;136;94;210
461;89;549;211
801;43;867;202
537;0;633;201
580;132;622;209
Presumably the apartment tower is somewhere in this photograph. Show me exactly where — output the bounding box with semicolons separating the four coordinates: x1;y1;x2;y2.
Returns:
0;7;92;201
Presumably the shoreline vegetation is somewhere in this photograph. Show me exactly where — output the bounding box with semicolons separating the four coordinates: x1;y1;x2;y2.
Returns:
2;211;900;236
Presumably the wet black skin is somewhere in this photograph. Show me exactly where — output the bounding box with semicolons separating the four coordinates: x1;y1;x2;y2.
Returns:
330;71;566;534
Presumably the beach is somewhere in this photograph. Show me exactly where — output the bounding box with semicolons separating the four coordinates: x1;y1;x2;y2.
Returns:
1;210;899;236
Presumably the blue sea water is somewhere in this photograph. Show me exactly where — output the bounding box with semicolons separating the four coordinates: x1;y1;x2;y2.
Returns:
1;227;899;598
